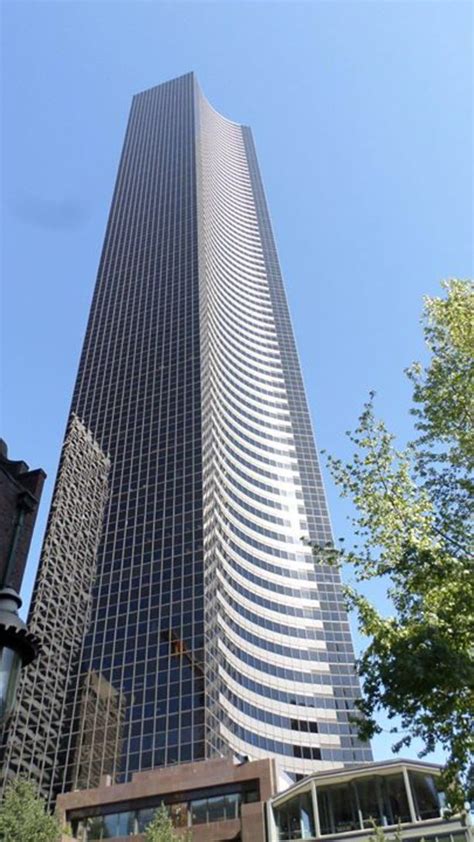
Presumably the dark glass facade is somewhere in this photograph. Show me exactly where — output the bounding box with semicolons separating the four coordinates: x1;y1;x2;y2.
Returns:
2;72;371;803
66;74;206;784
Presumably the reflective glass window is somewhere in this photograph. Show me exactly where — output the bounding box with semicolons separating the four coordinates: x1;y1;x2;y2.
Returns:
330;784;359;833
117;812;134;836
207;795;226;822
225;793;240;819
356;777;382;827
275;792;315;840
83;812;134;839
300;792;315;838
383;775;411;824
317;788;332;835
409;772;441;820
137;807;155;833
191;798;207;824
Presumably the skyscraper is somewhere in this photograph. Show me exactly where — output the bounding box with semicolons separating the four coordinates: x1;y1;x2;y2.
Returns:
2;72;371;803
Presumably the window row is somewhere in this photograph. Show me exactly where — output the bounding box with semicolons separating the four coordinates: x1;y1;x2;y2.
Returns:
71;790;250;840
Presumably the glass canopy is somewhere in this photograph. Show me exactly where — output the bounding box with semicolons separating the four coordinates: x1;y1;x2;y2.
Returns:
272;766;448;842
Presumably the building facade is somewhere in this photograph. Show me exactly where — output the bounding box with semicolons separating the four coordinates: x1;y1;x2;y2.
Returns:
268;760;472;842
0;440;45;725
1;72;371;802
54;758;472;842
1;417;110;792
56;756;275;842
0;439;45;594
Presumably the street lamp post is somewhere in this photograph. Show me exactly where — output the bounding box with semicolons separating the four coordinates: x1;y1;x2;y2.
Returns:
0;587;38;725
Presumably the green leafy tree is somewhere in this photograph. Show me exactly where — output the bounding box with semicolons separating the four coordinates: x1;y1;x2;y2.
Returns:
0;778;62;842
144;802;191;842
314;280;473;809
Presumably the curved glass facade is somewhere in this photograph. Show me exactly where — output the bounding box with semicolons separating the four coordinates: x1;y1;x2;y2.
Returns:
198;83;370;777
2;72;370;802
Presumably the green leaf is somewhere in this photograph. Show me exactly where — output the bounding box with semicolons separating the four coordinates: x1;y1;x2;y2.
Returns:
0;779;62;842
312;280;474;812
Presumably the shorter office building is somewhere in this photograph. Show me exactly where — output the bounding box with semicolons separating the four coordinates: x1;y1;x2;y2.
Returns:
267;760;471;842
56;756;276;841
0;441;44;732
56;757;471;842
0;439;45;593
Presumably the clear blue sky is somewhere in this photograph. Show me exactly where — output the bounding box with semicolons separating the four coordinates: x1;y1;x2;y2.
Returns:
1;0;472;764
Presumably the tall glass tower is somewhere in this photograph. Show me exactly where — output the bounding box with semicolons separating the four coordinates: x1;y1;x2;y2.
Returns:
2;73;371;802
